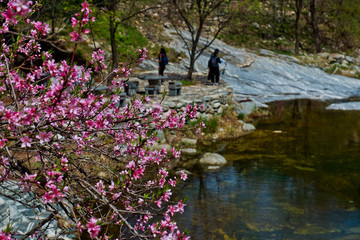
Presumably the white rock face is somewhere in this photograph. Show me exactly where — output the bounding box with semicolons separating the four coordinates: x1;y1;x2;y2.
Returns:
327;102;360;110
151;28;360;110
199;153;227;166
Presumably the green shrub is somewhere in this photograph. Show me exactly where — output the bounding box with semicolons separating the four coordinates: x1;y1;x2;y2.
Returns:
186;116;205;128
185;116;219;134
180;80;194;86
204;116;219;134
237;112;245;120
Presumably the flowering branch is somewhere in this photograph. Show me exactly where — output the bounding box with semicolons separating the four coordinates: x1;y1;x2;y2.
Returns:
0;1;194;239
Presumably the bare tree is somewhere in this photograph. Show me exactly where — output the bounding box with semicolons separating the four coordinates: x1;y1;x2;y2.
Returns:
167;0;234;80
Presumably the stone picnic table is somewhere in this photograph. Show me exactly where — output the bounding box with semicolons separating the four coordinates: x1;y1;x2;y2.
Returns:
139;75;169;86
137;75;170;96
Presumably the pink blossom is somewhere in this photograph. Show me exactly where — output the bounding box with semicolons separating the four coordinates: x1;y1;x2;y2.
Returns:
162;189;172;202
168;179;176;187
42;192;52;203
180;171;188;181
156;199;162;208
2;8;17;24
70;31;81;42
20;136;32;148
36;131;52;144
0;139;7;148
171;148;181;158
126;160;135;169
1;156;9;166
0;230;13;240
71;17;77;28
77;222;85;233
9;0;32;14
95;180;106;196
81;1;90;12
133;166;144;180
86;217;101;239
109;181;116;191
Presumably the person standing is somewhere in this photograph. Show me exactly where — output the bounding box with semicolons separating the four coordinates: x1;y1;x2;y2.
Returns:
208;49;222;85
158;47;168;83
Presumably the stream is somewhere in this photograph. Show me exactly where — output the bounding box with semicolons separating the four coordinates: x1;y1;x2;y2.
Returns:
174;99;360;240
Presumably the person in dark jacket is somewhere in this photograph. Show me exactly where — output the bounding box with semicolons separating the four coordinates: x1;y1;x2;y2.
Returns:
158;47;168;83
208;49;222;85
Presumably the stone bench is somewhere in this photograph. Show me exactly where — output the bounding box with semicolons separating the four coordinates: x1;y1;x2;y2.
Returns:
145;86;159;96
117;92;127;108
125;81;139;97
168;82;182;96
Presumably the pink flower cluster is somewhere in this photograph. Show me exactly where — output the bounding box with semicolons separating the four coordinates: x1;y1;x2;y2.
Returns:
2;0;32;26
149;201;189;240
69;1;94;42
86;217;101;239
0;1;197;239
42;170;68;204
0;230;14;240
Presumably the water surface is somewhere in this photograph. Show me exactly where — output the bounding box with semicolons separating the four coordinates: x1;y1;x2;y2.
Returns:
174;99;360;240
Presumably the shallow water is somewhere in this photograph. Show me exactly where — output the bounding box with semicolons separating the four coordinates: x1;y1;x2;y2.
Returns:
174;99;360;240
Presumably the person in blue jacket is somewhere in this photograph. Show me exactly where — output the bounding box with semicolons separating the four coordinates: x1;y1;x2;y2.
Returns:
207;49;223;85
158;47;168;83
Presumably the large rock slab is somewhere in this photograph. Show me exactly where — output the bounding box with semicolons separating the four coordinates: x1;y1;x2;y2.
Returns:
181;148;197;156
199;152;227;165
181;138;197;147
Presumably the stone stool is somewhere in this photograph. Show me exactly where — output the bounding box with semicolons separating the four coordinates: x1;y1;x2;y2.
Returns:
125;81;139;97
117;92;127;108
145;86;158;96
168;82;182;96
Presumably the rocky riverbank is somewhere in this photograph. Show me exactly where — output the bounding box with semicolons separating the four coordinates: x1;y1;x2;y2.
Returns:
123;72;264;170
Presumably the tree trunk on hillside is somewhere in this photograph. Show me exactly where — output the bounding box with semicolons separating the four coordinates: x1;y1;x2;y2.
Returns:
187;54;196;80
110;15;118;73
310;0;321;53
186;16;203;80
51;0;56;34
295;0;303;54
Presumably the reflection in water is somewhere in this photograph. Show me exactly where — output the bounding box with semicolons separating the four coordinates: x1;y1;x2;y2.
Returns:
174;99;360;240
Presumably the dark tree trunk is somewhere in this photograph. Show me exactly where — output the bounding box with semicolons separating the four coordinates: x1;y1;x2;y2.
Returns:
186;31;203;80
110;14;118;72
310;0;321;53
51;0;56;34
295;0;303;54
186;54;195;80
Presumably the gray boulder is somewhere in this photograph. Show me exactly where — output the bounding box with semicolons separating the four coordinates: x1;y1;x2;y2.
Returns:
199;153;227;165
181;148;198;156
239;120;256;132
167;102;176;109
156;130;166;143
181;138;197;147
243;123;256;132
328;53;344;63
